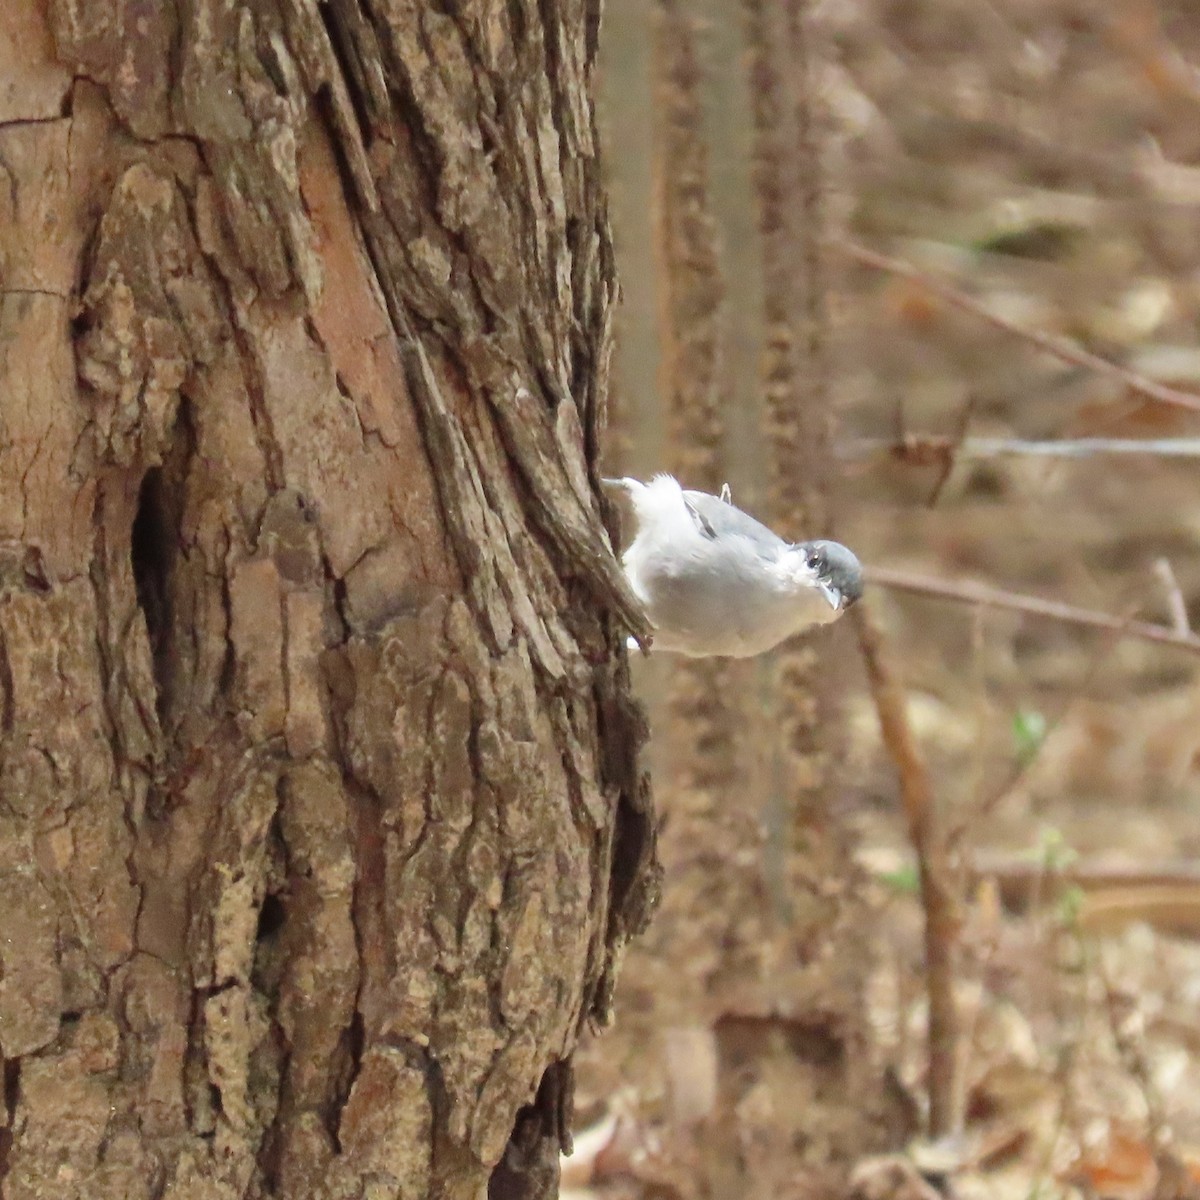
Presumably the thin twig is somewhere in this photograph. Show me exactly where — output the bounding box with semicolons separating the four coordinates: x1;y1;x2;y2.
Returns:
868;566;1200;657
925;394;975;507
852;603;959;1137
970;854;1200;904
1153;558;1191;635
843;435;1200;461
833;240;1200;416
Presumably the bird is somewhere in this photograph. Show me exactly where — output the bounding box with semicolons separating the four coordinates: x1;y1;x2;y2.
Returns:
604;474;863;658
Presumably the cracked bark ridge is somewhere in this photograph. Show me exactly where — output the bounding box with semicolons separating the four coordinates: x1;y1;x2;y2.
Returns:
0;2;656;1197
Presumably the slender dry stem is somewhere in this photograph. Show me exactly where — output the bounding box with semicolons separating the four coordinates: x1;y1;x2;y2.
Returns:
835;240;1200;416
1153;558;1191;634
868;565;1200;656
844;436;1200;461
852;603;959;1137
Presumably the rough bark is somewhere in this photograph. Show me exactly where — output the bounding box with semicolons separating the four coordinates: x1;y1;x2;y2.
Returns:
0;3;658;1198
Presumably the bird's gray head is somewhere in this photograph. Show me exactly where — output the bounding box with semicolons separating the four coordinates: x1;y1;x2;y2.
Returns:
790;539;863;612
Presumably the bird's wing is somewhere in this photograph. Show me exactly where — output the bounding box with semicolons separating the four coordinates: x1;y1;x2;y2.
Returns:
681;489;786;558
682;495;717;539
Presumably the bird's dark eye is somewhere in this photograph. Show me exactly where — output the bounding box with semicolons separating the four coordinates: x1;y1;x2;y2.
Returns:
805;549;821;570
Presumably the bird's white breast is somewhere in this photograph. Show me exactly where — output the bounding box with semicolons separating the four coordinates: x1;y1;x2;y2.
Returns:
621;478;835;657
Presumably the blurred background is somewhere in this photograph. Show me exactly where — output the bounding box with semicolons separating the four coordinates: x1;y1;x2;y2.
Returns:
571;2;1200;1197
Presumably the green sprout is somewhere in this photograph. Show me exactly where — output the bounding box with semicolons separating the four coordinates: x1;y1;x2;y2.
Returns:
1012;708;1047;765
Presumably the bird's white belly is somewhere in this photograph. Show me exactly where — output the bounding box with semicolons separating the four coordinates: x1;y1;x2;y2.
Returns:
626;539;834;658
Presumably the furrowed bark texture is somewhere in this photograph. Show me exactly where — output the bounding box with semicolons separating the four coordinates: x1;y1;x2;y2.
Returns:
0;3;658;1198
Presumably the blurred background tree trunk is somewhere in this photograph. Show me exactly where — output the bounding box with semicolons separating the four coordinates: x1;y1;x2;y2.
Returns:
587;1;912;1195
591;1;1200;1197
0;4;656;1198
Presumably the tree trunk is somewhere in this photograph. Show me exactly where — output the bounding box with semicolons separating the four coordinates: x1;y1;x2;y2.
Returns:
0;3;657;1198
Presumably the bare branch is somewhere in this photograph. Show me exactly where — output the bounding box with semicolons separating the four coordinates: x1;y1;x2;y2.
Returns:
1153;558;1191;635
843;436;1200;462
852;604;960;1137
834;240;1200;416
926;395;975;507
844;439;1200;460
868;566;1200;657
970;853;1200;910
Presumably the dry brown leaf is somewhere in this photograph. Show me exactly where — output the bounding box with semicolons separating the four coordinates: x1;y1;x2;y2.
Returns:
1067;1129;1158;1200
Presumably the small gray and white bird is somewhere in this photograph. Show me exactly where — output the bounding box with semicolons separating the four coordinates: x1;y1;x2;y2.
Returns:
606;474;863;658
